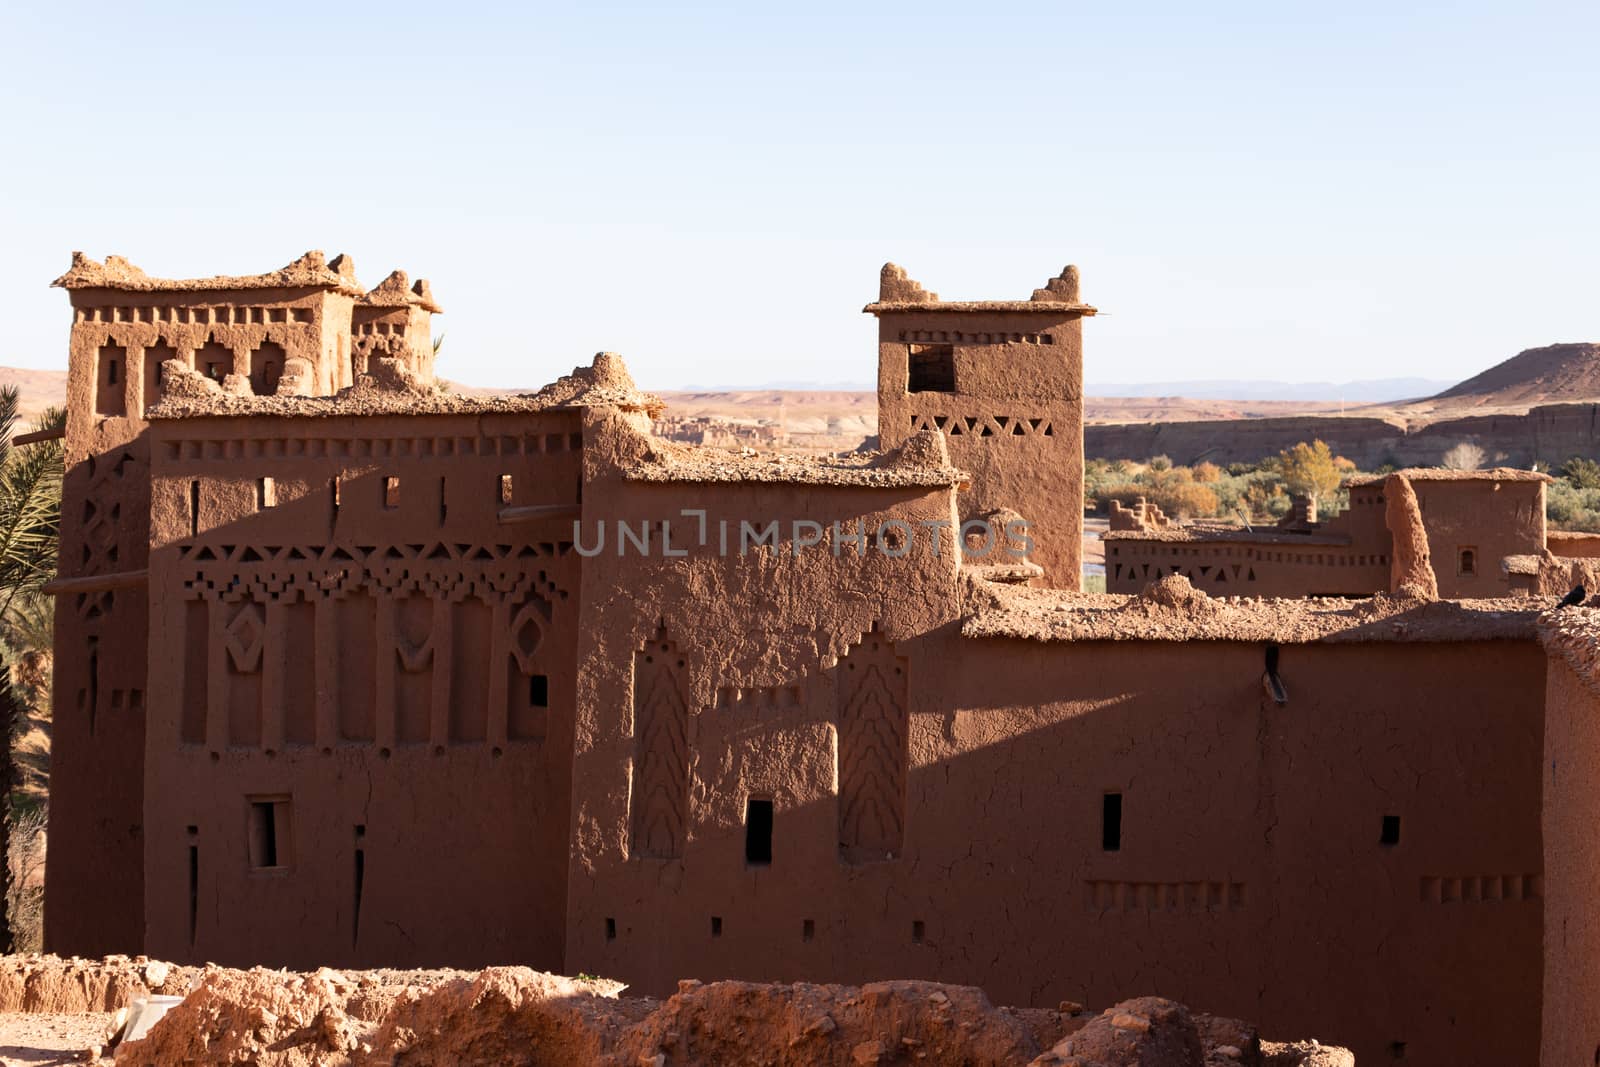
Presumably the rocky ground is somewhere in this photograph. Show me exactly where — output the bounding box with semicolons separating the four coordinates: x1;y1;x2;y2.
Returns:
0;954;1350;1066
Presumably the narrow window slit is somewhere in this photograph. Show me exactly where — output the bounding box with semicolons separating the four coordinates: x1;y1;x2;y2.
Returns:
353;824;365;947
1102;793;1122;852
187;826;199;946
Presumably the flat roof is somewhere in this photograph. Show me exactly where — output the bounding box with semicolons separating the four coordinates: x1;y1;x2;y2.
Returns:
53;251;365;297
863;300;1098;316
1345;467;1551;487
1101;528;1354;547
963;578;1543;644
626;448;967;488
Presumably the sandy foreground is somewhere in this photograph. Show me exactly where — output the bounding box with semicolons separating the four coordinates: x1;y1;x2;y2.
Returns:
0;1011;115;1065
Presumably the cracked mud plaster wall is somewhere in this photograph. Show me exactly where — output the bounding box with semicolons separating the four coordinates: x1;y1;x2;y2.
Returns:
570;631;1546;1067
137;409;584;970
875;309;1084;589
47;286;358;957
1540;652;1600;1067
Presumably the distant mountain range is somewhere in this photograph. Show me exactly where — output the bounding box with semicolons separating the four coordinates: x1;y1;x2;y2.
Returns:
679;377;1459;402
1084;378;1456;402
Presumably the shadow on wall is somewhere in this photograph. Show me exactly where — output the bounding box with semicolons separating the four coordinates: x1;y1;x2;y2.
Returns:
574;635;1545;1067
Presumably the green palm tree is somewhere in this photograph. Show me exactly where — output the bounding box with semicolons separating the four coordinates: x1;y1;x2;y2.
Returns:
0;387;65;952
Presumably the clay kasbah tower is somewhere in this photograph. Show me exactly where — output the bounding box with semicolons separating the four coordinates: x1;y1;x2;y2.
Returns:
33;249;1600;1064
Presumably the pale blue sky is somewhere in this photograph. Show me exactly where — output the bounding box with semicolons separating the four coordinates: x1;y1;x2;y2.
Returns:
2;2;1595;391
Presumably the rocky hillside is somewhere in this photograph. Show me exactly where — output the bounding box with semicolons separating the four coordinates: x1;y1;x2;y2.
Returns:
1418;342;1600;413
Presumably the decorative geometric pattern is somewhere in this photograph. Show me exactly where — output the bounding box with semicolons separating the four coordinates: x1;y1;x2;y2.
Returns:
1085;880;1247;913
223;602;265;673
630;625;689;861
907;414;1055;438
836;624;908;864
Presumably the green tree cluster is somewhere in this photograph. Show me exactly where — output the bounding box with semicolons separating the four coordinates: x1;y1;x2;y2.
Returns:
0;387;64;953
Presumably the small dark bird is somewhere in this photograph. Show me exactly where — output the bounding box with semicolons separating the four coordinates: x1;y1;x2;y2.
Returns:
1558;584;1587;608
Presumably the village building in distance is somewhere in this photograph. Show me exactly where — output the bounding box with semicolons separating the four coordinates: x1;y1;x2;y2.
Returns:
38;252;1600;1066
1104;467;1600;598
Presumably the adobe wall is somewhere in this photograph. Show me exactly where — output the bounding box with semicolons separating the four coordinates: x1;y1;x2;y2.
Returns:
564;409;967;987
1539;610;1600;1067
873;286;1088;589
876;312;1083;587
1410;478;1545;597
1104;487;1392;598
1545;530;1600;558
46;278;358;955
564;458;1547;1067
1105;536;1389;596
140;409;582;969
1105;477;1547;599
1085;402;1600;469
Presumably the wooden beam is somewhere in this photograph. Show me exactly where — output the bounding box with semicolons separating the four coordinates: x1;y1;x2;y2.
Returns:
42;569;149;596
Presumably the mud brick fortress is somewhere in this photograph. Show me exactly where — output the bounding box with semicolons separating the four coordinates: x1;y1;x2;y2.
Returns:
38;252;1600;1064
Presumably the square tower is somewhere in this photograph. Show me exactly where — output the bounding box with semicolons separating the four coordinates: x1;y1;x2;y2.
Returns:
351;270;443;386
866;263;1095;587
44;249;363;956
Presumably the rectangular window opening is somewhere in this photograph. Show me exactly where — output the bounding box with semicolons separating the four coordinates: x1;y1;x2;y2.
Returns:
500;473;513;505
802;918;815;942
248;797;292;870
257;476;276;509
605;917;617;941
745;797;774;866
529;673;549;707
912;919;925;944
1102;793;1123;852
1458;547;1477;576
906;344;956;394
189;479;201;538
711;916;723;937
383;476;400;509
1381;814;1401;847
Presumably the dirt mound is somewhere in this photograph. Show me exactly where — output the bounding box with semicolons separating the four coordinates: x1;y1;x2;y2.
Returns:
1030;997;1203;1065
0;956;1349;1067
614;978;1044;1065
0;955;198;1014
362;967;641;1065
1425;342;1600;411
